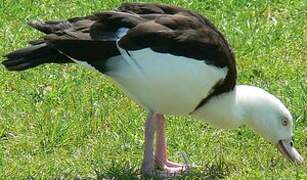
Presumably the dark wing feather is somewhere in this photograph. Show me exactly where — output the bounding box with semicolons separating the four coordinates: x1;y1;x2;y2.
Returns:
47;39;118;62
28;20;72;34
44;10;145;65
118;3;235;66
41;14;123;72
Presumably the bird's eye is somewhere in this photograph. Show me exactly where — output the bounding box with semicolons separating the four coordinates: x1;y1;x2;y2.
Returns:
281;118;288;126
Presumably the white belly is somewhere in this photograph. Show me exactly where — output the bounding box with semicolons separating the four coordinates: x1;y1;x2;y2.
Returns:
105;48;228;115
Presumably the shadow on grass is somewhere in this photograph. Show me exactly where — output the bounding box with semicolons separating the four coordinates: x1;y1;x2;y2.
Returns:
90;160;233;180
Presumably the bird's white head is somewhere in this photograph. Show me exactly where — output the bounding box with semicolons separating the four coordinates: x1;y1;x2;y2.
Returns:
237;85;304;163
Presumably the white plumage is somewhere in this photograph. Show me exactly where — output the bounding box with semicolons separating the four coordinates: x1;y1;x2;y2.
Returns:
105;48;228;114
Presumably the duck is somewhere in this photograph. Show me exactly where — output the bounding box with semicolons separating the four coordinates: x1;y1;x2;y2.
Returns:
2;2;304;177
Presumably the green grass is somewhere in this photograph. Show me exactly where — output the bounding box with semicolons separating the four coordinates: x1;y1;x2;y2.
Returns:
0;0;306;179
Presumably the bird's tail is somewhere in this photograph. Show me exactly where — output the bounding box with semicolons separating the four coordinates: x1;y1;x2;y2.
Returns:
2;19;74;71
2;42;71;71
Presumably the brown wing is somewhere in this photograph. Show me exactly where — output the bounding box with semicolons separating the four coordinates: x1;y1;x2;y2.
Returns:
23;2;236;89
41;14;121;72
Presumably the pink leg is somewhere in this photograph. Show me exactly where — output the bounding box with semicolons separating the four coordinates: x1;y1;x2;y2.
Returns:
142;112;156;175
154;114;187;173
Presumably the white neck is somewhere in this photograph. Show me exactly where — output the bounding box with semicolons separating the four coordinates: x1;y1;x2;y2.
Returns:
191;85;248;129
192;85;293;145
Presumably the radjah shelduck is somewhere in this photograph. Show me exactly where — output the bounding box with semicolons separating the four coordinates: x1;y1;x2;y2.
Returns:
2;3;304;177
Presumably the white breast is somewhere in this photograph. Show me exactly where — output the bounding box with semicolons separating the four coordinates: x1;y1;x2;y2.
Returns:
105;48;228;115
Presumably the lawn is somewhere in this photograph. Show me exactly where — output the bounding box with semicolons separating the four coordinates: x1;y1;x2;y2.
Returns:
0;0;306;179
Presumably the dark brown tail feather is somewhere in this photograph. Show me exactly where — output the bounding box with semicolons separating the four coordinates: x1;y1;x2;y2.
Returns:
2;42;71;71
